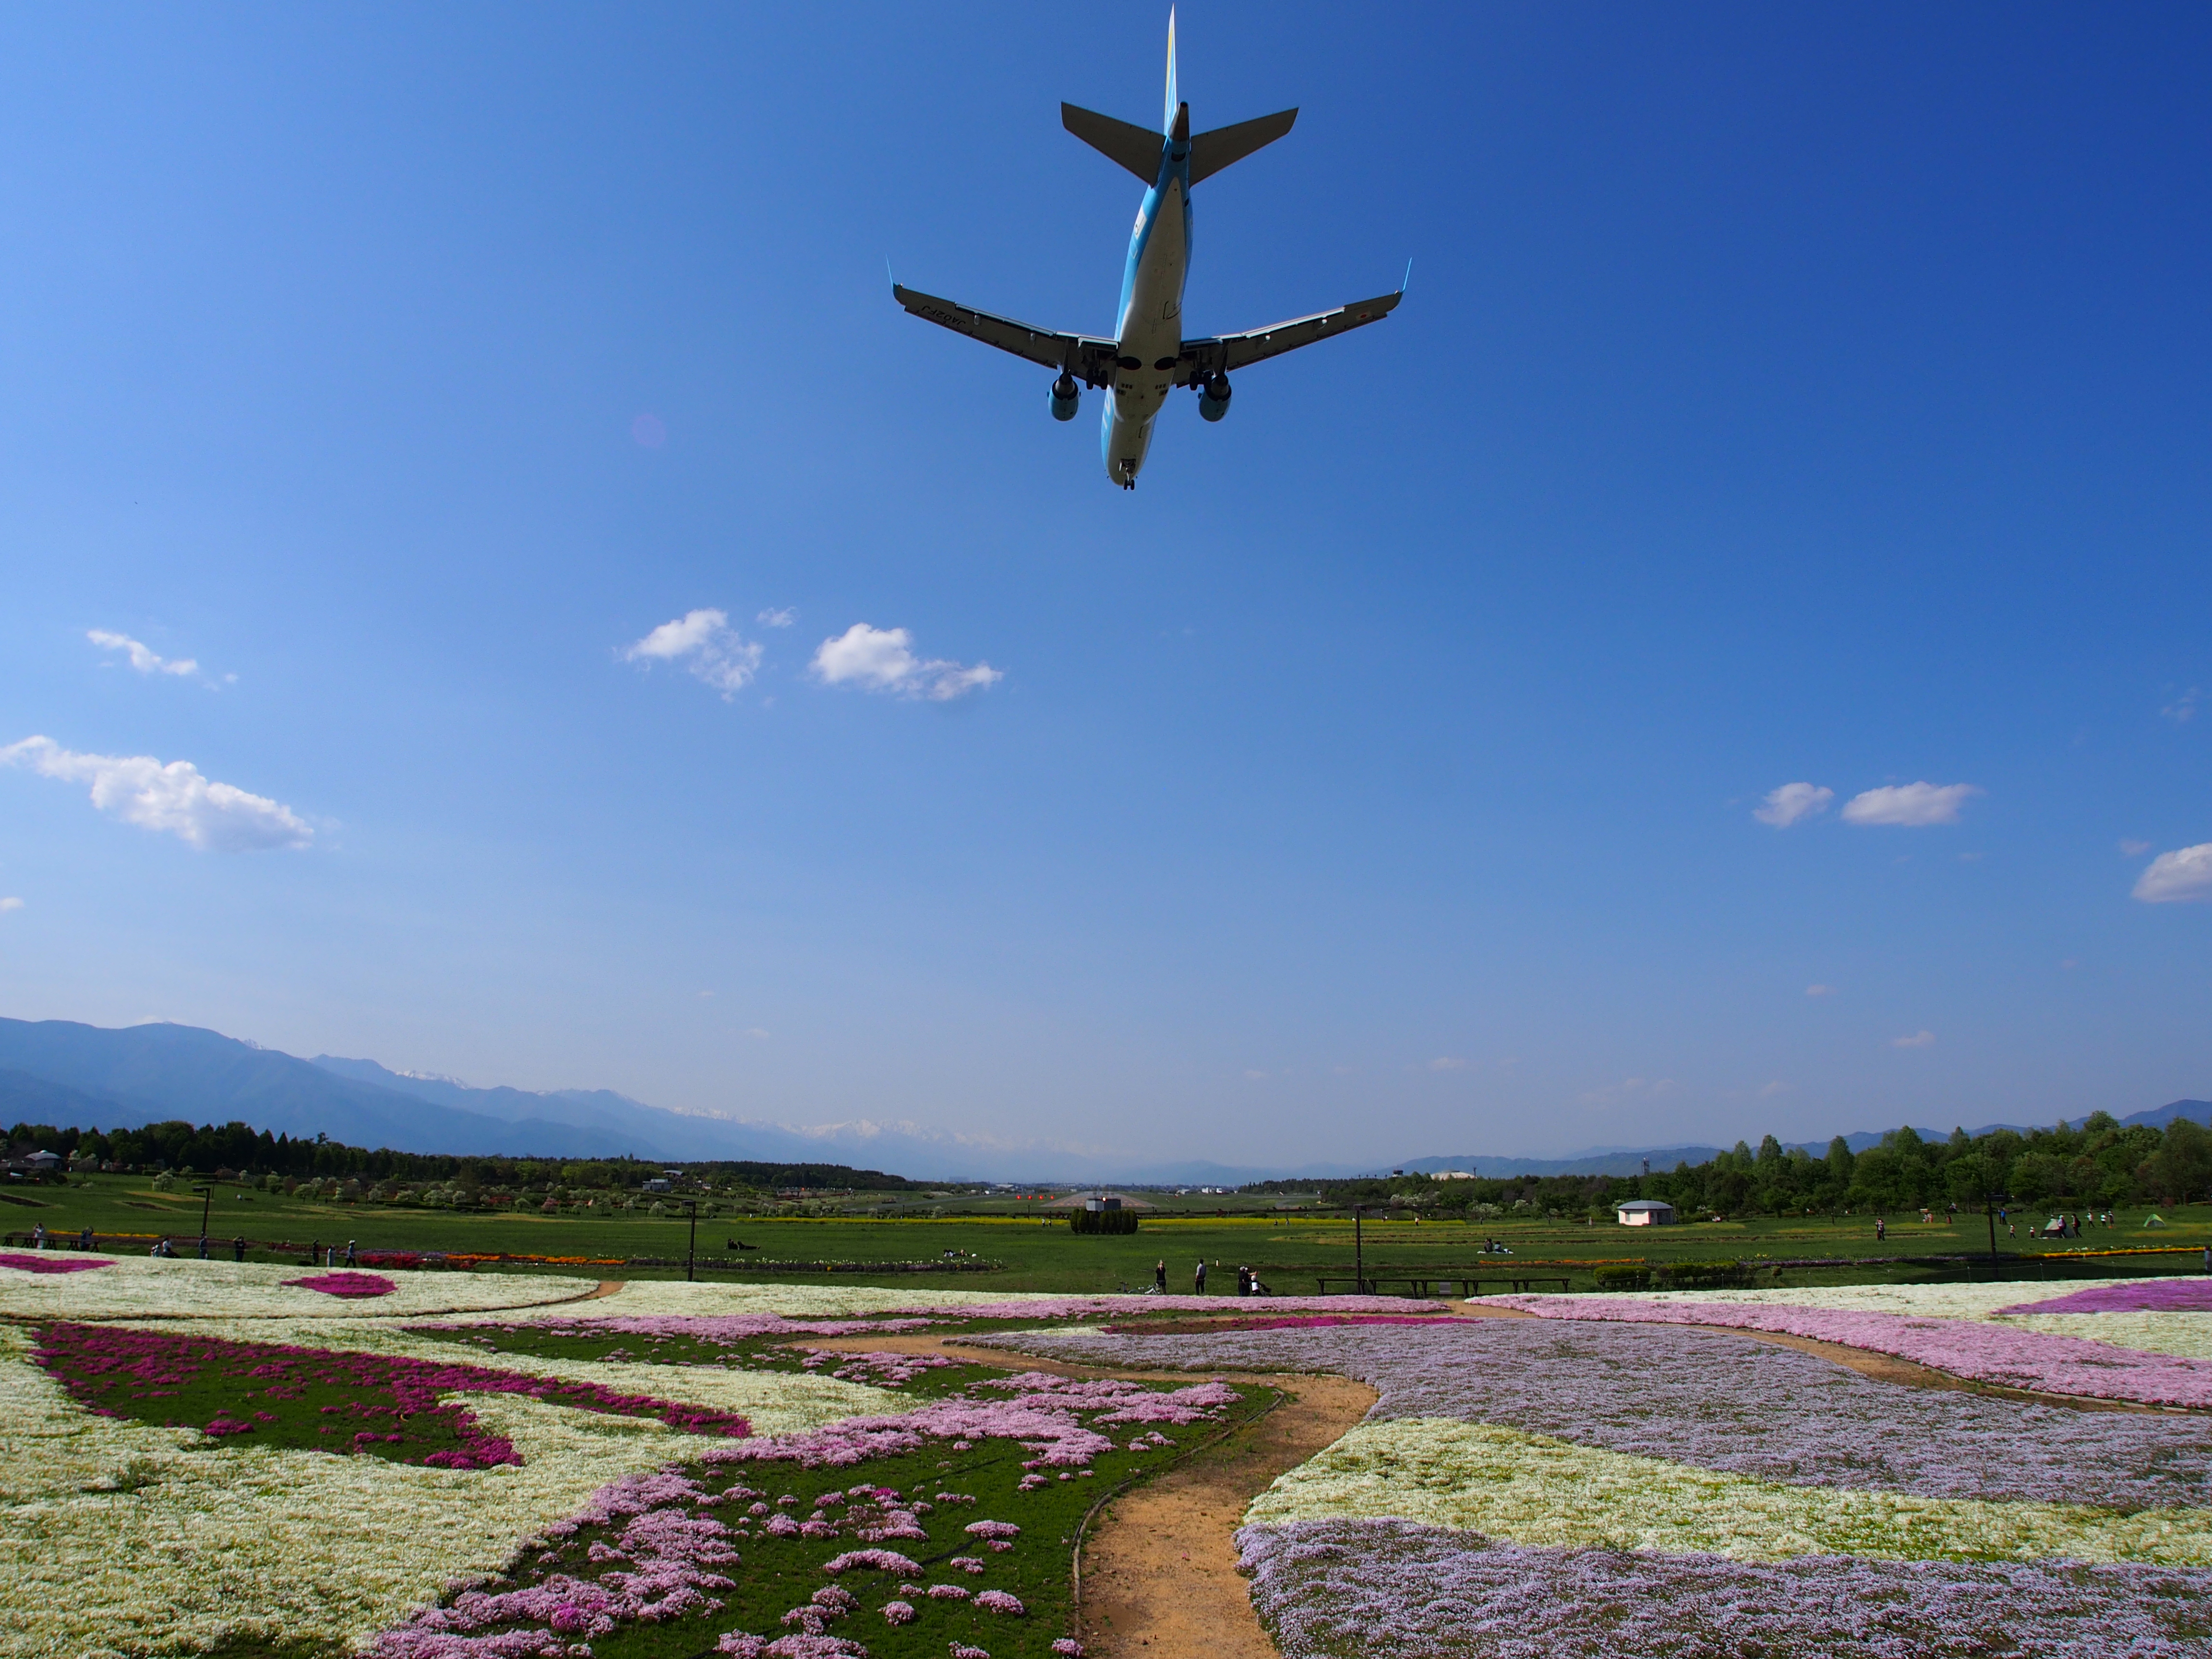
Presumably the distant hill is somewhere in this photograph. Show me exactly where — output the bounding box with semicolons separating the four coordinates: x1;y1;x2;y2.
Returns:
4;1016;2203;1183
0;1020;654;1158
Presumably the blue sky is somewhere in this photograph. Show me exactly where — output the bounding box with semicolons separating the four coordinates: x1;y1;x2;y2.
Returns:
1;2;2206;1167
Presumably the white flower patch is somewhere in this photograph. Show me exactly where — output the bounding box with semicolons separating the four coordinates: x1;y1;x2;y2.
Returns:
495;1281;1061;1323
2002;1312;2212;1361
0;1254;597;1322
0;1327;701;1659
1246;1417;2212;1568
1542;1283;2055;1321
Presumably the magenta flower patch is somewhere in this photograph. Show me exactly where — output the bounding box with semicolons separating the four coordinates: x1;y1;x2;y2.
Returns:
283;1270;397;1298
1998;1278;2212;1316
32;1321;750;1468
0;1251;111;1274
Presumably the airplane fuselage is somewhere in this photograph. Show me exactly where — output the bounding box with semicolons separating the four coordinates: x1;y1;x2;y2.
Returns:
1104;130;1193;488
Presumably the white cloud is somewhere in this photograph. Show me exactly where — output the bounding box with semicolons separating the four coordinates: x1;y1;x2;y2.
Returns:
1840;782;1981;827
623;609;763;698
1753;782;1832;827
2133;843;2212;904
1758;1079;1792;1098
1804;984;1836;997
1428;1056;1468;1072
2163;688;2199;723
2120;839;2152;858
757;607;796;628
1;735;312;851
88;629;198;678
1892;1030;1936;1048
0;897;21;913
811;624;1002;702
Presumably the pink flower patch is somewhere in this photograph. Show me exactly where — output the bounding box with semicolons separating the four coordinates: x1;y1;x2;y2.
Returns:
0;1252;110;1275
974;1590;1024;1616
283;1271;397;1298
1998;1278;2212;1316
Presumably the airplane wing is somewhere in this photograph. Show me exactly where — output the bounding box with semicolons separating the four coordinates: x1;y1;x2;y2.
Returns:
1178;289;1402;382
892;284;1119;387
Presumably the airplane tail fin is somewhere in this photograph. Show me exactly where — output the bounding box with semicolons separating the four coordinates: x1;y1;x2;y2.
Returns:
1163;9;1178;134
1188;108;1297;184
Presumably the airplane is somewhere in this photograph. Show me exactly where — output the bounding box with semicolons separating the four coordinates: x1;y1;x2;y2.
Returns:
893;12;1401;490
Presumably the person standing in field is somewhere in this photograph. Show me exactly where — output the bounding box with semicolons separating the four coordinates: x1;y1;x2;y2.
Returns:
1154;1259;1166;1292
1194;1259;1207;1294
1875;1217;1886;1241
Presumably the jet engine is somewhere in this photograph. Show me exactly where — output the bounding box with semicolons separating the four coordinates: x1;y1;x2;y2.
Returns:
1198;372;1232;422
1049;373;1082;421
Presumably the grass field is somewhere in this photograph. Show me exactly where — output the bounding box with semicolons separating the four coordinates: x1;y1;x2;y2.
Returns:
6;1173;2208;1294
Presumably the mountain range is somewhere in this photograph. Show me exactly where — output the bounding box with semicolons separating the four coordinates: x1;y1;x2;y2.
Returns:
0;1017;2203;1184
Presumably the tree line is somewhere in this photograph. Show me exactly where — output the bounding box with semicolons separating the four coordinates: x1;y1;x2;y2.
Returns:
1245;1113;2212;1217
4;1118;928;1194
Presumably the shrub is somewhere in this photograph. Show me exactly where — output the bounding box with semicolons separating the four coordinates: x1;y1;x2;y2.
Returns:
1656;1259;1751;1290
1594;1265;1651;1292
1070;1208;1139;1235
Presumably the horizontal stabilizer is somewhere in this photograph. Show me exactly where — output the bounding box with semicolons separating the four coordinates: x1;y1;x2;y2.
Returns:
1189;108;1297;184
1062;103;1164;183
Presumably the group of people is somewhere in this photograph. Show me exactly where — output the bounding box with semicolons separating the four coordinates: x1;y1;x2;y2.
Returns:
1152;1258;1272;1297
25;1224;97;1251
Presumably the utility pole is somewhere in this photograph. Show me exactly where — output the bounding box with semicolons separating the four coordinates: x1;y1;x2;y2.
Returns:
194;1185;213;1260
685;1200;698;1283
1353;1203;1364;1295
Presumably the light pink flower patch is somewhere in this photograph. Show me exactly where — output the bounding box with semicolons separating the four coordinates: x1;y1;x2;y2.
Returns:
973;1590;1024;1616
821;1550;922;1577
1500;1295;2212;1408
881;1601;916;1625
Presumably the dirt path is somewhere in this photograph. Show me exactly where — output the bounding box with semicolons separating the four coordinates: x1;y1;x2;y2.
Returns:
803;1334;1378;1656
1075;1372;1374;1659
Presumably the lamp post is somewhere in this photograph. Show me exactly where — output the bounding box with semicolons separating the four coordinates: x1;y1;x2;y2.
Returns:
685;1200;698;1284
1352;1203;1364;1296
1984;1189;2009;1266
193;1185;212;1260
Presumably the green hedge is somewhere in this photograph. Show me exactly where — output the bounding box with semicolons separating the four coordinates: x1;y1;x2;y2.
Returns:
1659;1258;1750;1289
1069;1208;1139;1235
1595;1259;1750;1292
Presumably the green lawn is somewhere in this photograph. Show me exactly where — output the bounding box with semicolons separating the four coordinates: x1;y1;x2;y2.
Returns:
6;1173;2206;1293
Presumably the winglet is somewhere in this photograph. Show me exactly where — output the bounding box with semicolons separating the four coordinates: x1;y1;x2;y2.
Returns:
1401;258;1413;295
